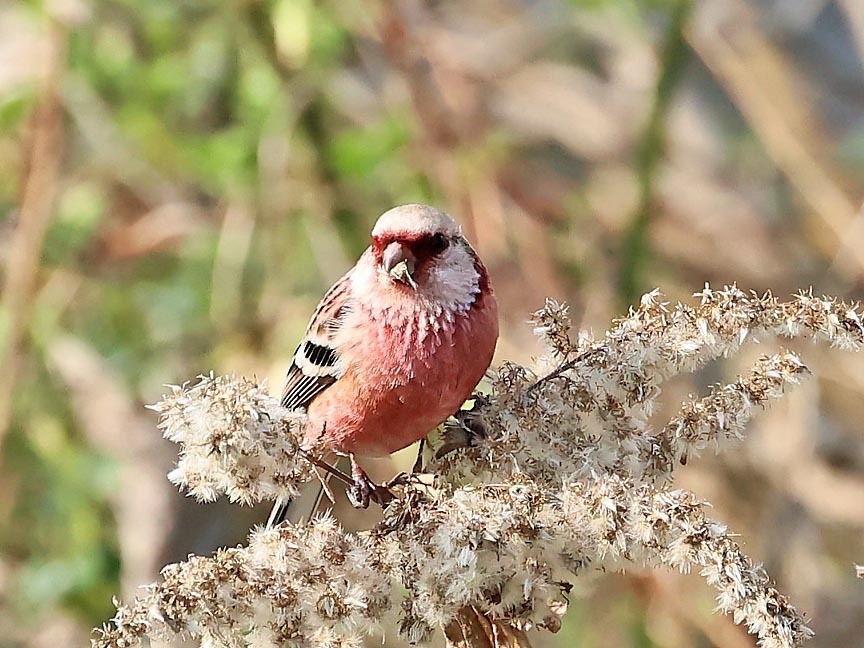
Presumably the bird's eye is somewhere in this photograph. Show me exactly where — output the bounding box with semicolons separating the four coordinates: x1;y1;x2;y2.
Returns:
429;232;449;255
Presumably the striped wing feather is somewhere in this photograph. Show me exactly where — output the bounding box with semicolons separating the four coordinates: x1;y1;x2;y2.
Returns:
280;273;354;411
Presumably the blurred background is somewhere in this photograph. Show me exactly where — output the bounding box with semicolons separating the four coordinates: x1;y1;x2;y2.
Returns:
2;0;864;646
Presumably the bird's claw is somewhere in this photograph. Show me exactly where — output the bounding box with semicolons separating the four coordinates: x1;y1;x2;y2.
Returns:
347;478;394;509
455;397;490;437
347;456;394;509
436;398;490;458
347;477;372;509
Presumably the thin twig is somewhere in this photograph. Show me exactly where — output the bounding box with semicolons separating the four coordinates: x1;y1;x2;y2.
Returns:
525;346;605;394
299;450;354;487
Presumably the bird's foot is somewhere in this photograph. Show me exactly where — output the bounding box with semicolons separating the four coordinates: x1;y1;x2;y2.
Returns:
347;475;372;509
436;397;490;458
347;455;394;509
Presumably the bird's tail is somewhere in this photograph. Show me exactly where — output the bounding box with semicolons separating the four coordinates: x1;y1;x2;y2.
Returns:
266;464;339;527
266;496;292;527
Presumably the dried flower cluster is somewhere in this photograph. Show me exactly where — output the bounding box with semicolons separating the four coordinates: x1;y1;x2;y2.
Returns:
151;373;315;505
95;286;864;648
433;287;854;489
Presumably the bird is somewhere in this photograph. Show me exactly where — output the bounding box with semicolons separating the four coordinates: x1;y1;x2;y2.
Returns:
268;204;498;525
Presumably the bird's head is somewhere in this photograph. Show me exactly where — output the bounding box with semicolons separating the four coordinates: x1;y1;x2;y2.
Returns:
370;204;483;296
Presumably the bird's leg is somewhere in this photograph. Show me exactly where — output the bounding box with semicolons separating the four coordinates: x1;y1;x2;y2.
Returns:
347;454;373;509
346;454;394;509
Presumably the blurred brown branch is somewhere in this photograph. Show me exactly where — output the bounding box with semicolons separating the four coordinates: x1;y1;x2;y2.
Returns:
688;0;863;277
0;21;67;445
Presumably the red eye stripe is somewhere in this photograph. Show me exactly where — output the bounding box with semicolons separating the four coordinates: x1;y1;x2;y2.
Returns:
372;232;451;262
409;232;449;259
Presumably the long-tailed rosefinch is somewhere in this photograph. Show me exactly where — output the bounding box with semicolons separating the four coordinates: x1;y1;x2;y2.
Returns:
269;204;498;523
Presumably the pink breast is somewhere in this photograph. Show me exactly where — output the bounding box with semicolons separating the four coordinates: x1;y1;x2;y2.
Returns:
305;292;498;457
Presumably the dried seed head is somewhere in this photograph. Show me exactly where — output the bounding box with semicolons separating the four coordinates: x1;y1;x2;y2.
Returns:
97;286;851;648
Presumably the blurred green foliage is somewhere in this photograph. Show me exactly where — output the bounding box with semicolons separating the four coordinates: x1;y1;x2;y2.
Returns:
3;0;434;632
3;0;864;645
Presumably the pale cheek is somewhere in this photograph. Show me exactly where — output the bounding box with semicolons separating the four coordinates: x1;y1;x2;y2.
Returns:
423;256;480;306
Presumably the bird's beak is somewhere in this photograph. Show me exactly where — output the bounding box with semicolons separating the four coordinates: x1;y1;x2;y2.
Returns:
381;241;418;289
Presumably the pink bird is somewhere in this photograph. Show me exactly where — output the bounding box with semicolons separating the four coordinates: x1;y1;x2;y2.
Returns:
269;204;498;523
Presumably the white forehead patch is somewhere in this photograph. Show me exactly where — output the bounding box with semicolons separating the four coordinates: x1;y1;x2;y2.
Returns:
371;204;462;239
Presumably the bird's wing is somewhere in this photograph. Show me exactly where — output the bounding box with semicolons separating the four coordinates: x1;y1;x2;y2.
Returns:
281;271;355;411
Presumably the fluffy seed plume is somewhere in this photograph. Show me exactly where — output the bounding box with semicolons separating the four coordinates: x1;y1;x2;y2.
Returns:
98;286;863;647
93;479;812;648
151;373;315;504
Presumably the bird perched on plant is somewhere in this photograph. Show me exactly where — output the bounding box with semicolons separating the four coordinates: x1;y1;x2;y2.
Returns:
268;204;498;524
